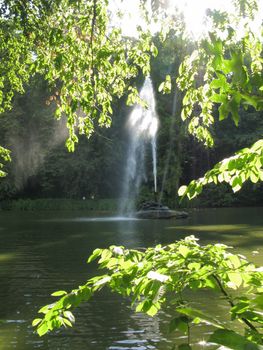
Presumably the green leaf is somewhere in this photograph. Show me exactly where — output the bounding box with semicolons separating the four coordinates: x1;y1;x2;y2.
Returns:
158;75;171;94
87;248;102;263
231;301;249;315
151;44;158;57
169;316;189;333
38;305;50;314
63;311;75;323
178;245;190;258
37;322;49;337
51;290;67;297
146;304;159;317
188;262;201;271
228;96;240;126
178;185;187;197
176;307;223;328
93;275;111;287
210;93;226;103
250;171;259;183
231;175;242;192
241;94;259;109
99;249;113;263
62;318;72;327
158;82;165;92
228;255;241;269
209;329;262;350
210;79;223;89
219;102;229;121
228;159;237;171
32;318;42;327
252;295;263;309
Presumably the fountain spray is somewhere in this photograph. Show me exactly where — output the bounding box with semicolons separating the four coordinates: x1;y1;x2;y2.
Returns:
119;77;159;215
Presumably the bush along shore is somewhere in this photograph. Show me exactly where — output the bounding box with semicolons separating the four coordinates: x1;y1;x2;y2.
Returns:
0;198;119;212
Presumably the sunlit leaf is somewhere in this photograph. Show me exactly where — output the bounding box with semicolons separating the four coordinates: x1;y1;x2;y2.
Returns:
176;307;223;328
209;329;262;350
51;291;67;297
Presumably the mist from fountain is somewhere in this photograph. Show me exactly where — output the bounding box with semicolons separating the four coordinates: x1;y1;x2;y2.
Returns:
119;77;159;215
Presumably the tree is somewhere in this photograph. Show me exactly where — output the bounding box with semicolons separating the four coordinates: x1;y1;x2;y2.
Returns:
1;0;262;193
0;0;157;175
0;75;133;201
174;1;263;198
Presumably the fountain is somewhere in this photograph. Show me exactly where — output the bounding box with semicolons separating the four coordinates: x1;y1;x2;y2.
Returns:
119;76;158;215
119;76;188;219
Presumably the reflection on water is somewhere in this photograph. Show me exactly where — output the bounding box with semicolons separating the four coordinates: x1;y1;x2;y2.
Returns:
172;224;251;231
71;216;141;222
43;216;141;223
0;253;16;262
0;207;262;349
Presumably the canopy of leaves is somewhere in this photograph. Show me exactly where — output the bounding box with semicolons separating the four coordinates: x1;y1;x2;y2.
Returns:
0;0;157;153
174;0;263;198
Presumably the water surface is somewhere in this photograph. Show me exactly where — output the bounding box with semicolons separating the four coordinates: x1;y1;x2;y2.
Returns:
0;207;262;349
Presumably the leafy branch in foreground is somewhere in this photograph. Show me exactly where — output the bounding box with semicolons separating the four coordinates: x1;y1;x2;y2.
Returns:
178;139;263;200
33;236;263;349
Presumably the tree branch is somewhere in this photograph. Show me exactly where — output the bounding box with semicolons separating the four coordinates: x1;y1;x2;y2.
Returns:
212;274;258;333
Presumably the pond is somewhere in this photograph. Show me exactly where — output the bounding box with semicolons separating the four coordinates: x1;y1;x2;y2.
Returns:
0;207;262;349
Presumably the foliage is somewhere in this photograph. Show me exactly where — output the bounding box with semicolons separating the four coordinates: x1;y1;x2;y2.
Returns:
1;0;262;204
177;3;262;145
0;146;11;177
33;236;263;348
0;39;262;206
179;139;263;200
0;75;128;200
0;0;157;156
0;198;118;211
174;0;263;198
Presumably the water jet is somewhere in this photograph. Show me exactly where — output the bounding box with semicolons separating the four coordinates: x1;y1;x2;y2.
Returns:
119;76;158;215
119;76;188;220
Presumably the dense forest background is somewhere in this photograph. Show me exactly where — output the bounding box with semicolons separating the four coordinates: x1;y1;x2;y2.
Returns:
0;33;262;210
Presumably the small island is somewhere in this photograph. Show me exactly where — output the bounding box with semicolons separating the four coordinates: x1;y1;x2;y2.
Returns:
136;201;188;219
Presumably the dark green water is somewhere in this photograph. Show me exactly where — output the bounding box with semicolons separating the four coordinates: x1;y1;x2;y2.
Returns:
0;207;262;349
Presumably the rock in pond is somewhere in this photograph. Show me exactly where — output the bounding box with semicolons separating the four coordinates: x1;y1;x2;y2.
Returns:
135;202;188;219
